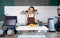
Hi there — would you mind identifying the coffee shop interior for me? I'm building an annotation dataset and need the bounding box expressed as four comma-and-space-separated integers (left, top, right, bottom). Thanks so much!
0, 0, 60, 38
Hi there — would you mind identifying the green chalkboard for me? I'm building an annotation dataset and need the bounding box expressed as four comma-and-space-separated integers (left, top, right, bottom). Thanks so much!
49, 0, 58, 6
59, 0, 60, 5
0, 0, 14, 19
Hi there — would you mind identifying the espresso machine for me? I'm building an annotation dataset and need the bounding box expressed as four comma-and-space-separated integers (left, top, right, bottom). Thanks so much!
55, 9, 60, 32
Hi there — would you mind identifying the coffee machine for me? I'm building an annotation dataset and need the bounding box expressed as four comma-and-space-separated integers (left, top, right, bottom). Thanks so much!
55, 9, 60, 32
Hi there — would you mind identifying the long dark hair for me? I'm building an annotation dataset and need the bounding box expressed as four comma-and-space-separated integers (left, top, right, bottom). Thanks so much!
29, 6, 35, 12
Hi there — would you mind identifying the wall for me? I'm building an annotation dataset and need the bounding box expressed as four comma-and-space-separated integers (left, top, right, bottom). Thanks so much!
4, 6, 58, 24
0, 0, 59, 19
59, 6, 60, 8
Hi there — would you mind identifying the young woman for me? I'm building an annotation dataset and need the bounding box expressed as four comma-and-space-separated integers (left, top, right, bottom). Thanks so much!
25, 6, 38, 25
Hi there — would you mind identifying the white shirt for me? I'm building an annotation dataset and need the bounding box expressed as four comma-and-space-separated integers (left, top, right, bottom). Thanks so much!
28, 13, 35, 17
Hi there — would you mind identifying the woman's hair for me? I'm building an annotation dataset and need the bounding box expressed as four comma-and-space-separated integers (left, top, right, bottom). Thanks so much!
29, 6, 35, 12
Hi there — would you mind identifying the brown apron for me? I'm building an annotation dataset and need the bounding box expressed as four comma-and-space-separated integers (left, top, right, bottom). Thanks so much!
27, 14, 35, 25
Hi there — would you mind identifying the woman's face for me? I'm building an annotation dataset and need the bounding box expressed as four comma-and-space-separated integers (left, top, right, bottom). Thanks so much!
29, 8, 34, 13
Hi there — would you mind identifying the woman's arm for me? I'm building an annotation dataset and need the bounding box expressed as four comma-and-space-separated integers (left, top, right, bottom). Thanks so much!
35, 13, 38, 23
